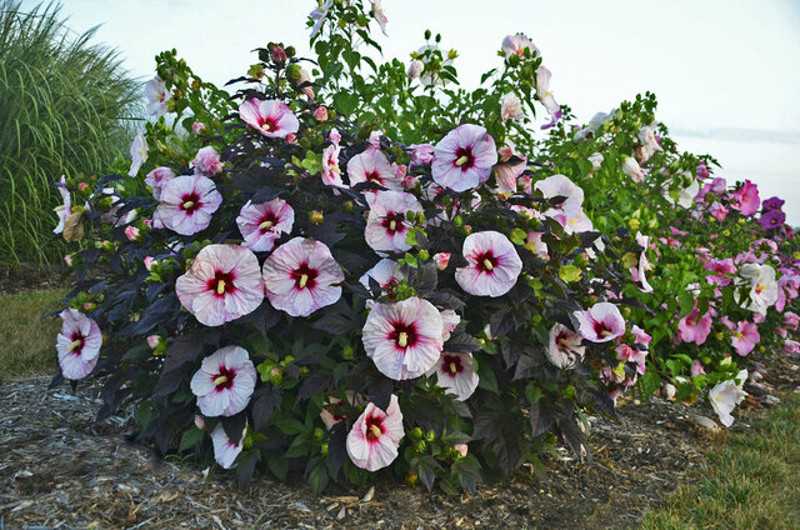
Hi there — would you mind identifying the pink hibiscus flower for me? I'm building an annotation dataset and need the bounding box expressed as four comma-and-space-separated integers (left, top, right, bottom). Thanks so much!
455, 231, 522, 298
322, 132, 345, 188
238, 98, 300, 139
546, 323, 585, 369
501, 34, 539, 59
534, 174, 584, 218
573, 302, 626, 343
210, 423, 245, 469
677, 303, 713, 345
432, 124, 498, 192
731, 320, 760, 357
691, 360, 706, 377
705, 258, 736, 286
431, 352, 479, 401
262, 237, 344, 317
154, 175, 222, 236
191, 146, 224, 176
616, 343, 647, 375
784, 312, 800, 331
53, 175, 71, 234
362, 297, 444, 380
709, 201, 729, 222
236, 198, 294, 252
190, 346, 257, 417
176, 244, 264, 327
56, 308, 102, 380
359, 259, 404, 299
346, 394, 404, 471
364, 191, 423, 255
493, 157, 527, 195
347, 149, 401, 190
144, 167, 176, 200
730, 179, 760, 216
631, 231, 653, 292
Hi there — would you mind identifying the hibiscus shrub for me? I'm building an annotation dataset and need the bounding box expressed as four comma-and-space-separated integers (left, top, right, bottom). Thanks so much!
51, 0, 799, 494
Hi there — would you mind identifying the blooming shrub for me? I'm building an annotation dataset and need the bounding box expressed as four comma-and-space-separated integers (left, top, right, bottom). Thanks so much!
49, 0, 798, 494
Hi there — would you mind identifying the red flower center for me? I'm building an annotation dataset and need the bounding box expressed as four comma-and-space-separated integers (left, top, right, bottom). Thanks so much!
180, 192, 202, 214
365, 414, 385, 442
381, 212, 406, 235
382, 277, 399, 300
258, 211, 279, 234
441, 354, 463, 378
453, 147, 475, 171
474, 251, 499, 273
365, 170, 383, 184
593, 320, 614, 338
556, 332, 571, 350
291, 262, 319, 290
207, 270, 237, 298
389, 322, 418, 350
213, 365, 237, 391
68, 331, 85, 356
261, 117, 279, 132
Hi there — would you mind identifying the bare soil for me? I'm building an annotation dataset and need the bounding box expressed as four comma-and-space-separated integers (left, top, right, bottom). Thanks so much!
1, 356, 796, 529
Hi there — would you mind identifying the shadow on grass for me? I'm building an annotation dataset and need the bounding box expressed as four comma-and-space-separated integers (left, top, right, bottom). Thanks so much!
641, 393, 800, 529
0, 289, 65, 383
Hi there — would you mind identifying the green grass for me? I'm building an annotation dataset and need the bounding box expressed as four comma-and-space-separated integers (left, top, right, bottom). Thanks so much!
0, 0, 141, 269
640, 394, 800, 529
0, 288, 65, 383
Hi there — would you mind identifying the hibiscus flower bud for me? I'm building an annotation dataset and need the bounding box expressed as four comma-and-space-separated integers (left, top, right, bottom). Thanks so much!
314, 105, 329, 122
407, 60, 423, 79
124, 225, 141, 241
433, 252, 450, 270
194, 415, 206, 430
497, 146, 513, 163
64, 254, 73, 267
271, 45, 287, 65
146, 334, 163, 349
192, 121, 207, 135
309, 210, 324, 224
454, 444, 469, 458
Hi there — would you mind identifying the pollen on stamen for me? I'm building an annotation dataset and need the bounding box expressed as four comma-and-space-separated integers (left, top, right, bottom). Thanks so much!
183, 200, 195, 210
216, 280, 226, 295
397, 331, 408, 348
298, 274, 309, 289
455, 155, 469, 167
483, 259, 494, 271
259, 220, 274, 230
213, 375, 228, 386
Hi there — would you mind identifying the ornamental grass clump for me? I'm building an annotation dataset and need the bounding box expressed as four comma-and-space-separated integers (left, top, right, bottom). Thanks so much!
0, 0, 139, 268
48, 0, 799, 494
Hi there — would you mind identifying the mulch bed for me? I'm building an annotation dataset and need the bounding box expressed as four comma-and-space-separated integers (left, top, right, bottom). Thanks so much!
1, 355, 797, 529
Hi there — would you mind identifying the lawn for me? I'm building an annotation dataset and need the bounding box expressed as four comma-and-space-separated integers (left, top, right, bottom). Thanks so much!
0, 288, 64, 383
641, 393, 800, 529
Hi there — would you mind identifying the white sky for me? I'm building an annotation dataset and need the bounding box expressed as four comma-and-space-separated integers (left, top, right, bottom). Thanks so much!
28, 0, 800, 221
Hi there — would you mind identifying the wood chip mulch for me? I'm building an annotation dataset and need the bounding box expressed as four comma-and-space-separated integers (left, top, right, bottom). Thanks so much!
1, 355, 797, 529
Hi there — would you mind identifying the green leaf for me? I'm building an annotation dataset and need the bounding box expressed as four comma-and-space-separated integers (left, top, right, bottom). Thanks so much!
679, 290, 695, 319
476, 359, 499, 394
333, 92, 359, 116
509, 228, 527, 246
640, 370, 661, 400
558, 264, 583, 283
179, 426, 205, 452
268, 453, 289, 481
525, 382, 541, 405
307, 458, 329, 495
